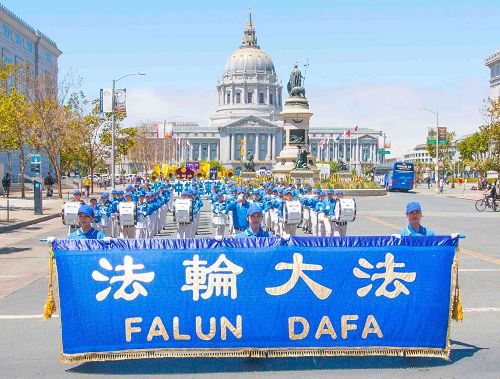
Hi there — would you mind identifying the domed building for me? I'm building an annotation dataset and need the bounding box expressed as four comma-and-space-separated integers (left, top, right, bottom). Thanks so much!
170, 13, 385, 172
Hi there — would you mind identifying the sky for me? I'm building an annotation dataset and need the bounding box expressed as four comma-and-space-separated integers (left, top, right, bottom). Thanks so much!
3, 0, 499, 156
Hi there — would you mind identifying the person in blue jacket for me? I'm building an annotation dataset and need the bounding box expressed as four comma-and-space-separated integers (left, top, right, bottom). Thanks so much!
235, 204, 272, 238
68, 205, 107, 239
399, 202, 436, 236
226, 189, 252, 234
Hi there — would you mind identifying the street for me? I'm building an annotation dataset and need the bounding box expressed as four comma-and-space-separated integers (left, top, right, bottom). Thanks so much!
0, 191, 499, 378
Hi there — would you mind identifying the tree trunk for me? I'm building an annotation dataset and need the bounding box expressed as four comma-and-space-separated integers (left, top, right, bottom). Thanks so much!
19, 146, 26, 198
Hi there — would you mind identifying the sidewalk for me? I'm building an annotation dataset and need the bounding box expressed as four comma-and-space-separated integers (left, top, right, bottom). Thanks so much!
412, 182, 484, 201
0, 186, 125, 232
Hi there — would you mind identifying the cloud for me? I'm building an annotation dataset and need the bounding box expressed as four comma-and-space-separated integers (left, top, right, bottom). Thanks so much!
123, 80, 488, 157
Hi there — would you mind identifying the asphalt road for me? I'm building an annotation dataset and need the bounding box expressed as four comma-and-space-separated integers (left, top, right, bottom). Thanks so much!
0, 192, 499, 378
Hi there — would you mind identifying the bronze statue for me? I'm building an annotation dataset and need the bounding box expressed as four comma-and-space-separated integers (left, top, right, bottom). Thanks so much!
294, 146, 309, 170
244, 152, 256, 172
287, 64, 306, 97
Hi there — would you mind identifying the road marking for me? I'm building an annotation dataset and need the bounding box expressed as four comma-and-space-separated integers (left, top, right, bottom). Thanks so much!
0, 275, 17, 278
363, 215, 500, 265
0, 314, 59, 319
463, 308, 500, 312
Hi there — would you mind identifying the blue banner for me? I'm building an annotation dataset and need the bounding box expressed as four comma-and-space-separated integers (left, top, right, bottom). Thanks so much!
51, 236, 457, 362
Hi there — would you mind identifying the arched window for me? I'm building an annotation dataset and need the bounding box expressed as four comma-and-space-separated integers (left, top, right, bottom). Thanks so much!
226, 93, 231, 104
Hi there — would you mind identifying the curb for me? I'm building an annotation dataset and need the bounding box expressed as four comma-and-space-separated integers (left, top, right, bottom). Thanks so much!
0, 213, 60, 233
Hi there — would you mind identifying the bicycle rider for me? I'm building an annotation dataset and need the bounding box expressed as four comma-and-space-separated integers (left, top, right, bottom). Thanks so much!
484, 183, 497, 210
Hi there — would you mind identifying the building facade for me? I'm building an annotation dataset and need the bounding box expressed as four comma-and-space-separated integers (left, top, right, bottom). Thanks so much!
169, 14, 384, 171
402, 144, 433, 164
486, 50, 500, 99
0, 3, 62, 183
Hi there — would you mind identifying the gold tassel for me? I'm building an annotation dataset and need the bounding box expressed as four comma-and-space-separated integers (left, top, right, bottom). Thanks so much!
451, 247, 464, 321
43, 246, 57, 319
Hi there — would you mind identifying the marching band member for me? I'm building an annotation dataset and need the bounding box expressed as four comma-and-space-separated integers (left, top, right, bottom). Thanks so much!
333, 190, 348, 236
278, 189, 298, 237
94, 192, 113, 236
175, 190, 194, 239
62, 189, 86, 235
118, 192, 137, 238
235, 204, 273, 238
301, 186, 314, 234
322, 189, 336, 236
309, 189, 321, 236
315, 191, 327, 236
262, 186, 274, 231
135, 193, 149, 239
226, 188, 251, 235
67, 204, 107, 240
211, 191, 228, 238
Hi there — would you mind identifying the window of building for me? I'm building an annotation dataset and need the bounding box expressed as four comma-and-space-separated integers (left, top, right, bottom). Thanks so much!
235, 92, 241, 103
226, 93, 231, 104
259, 92, 264, 104
270, 93, 273, 105
247, 92, 253, 103
27, 40, 33, 53
3, 24, 11, 39
15, 33, 22, 45
45, 51, 52, 62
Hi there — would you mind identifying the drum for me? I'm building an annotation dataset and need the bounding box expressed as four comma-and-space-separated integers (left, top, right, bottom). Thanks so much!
283, 200, 302, 225
212, 213, 228, 226
119, 202, 137, 226
63, 202, 80, 226
174, 198, 192, 223
334, 198, 357, 222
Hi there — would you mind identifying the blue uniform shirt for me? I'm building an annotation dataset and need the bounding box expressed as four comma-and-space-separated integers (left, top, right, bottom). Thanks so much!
399, 224, 436, 236
68, 227, 107, 239
235, 227, 272, 238
226, 200, 251, 230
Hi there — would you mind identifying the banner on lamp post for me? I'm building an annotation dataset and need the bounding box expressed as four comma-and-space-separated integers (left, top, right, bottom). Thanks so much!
100, 89, 113, 113
114, 89, 126, 113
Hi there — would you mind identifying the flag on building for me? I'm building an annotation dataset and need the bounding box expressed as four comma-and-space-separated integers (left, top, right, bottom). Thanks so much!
345, 129, 351, 136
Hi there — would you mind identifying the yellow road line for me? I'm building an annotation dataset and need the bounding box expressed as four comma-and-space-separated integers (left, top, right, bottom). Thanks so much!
363, 215, 500, 266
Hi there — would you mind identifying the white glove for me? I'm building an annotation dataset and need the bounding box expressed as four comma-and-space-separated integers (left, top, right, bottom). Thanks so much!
103, 237, 112, 243
451, 233, 460, 239
214, 235, 223, 241
46, 236, 55, 245
282, 233, 291, 241
391, 233, 402, 238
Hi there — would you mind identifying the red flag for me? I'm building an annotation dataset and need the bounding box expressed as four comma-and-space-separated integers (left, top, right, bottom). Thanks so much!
344, 129, 351, 136
354, 125, 359, 132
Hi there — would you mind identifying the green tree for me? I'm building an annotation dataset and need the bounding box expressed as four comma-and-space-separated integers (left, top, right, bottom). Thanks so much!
0, 63, 38, 197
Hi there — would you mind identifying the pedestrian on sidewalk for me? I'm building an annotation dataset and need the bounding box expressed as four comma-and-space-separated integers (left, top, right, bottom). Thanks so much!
426, 176, 431, 189
2, 172, 11, 197
439, 178, 444, 193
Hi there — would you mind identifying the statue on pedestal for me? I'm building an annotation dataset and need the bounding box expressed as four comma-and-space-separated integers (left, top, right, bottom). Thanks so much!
244, 152, 256, 172
294, 146, 309, 170
287, 64, 306, 98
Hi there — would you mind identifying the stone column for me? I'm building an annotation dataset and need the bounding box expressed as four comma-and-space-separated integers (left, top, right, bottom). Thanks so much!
270, 134, 274, 160
228, 134, 232, 161
198, 144, 202, 161
343, 141, 347, 161
207, 143, 211, 161
254, 134, 259, 159
266, 134, 271, 160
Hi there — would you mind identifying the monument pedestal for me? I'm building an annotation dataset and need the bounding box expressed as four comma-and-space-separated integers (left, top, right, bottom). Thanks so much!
272, 96, 319, 183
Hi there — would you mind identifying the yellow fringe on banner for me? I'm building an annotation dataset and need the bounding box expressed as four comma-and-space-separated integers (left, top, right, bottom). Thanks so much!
451, 247, 464, 321
43, 246, 56, 319
60, 346, 449, 364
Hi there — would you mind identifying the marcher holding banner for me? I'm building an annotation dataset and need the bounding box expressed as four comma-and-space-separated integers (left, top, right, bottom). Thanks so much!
67, 205, 107, 239
235, 204, 272, 237
398, 202, 436, 237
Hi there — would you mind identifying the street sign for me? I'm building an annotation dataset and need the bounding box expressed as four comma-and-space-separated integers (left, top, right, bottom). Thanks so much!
377, 149, 390, 155
30, 154, 41, 163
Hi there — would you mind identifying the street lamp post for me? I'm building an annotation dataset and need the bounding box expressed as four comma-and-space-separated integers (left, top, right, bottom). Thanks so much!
162, 116, 182, 164
111, 72, 145, 189
421, 108, 440, 194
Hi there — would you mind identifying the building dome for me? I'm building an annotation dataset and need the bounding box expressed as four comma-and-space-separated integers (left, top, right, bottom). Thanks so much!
224, 47, 276, 75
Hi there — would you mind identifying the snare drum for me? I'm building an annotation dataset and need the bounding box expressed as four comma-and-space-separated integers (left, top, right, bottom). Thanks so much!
212, 213, 228, 226
63, 202, 80, 226
334, 198, 357, 222
174, 198, 192, 223
118, 202, 137, 226
283, 200, 302, 225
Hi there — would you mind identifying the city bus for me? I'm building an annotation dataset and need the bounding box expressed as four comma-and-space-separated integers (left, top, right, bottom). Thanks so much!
374, 162, 415, 192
